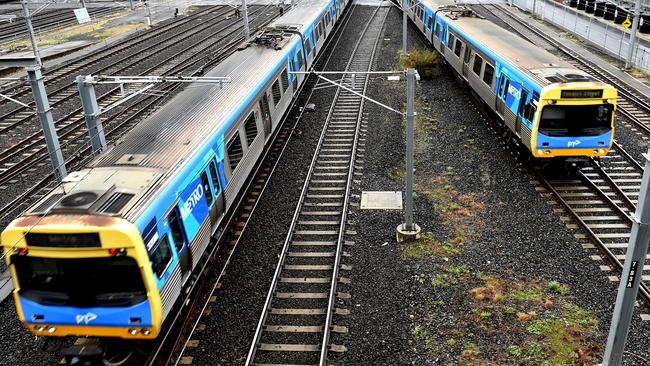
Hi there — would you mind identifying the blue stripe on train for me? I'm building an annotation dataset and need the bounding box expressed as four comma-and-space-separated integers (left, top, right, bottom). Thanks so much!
536, 130, 613, 149
18, 295, 152, 327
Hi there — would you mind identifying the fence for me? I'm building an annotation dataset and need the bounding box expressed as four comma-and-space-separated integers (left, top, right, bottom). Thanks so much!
513, 0, 650, 72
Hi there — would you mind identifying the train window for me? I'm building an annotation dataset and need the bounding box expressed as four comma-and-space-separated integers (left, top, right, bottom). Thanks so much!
454, 39, 462, 57
472, 55, 483, 75
305, 38, 312, 56
168, 209, 186, 253
151, 235, 173, 278
518, 90, 528, 116
427, 16, 433, 30
281, 69, 289, 92
201, 171, 214, 207
297, 50, 304, 69
315, 25, 320, 41
464, 47, 472, 64
226, 132, 243, 171
244, 112, 258, 145
209, 161, 220, 193
482, 63, 494, 86
447, 34, 455, 50
272, 79, 282, 105
524, 102, 536, 121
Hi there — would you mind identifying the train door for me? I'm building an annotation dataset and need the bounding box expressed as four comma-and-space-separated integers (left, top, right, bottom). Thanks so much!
516, 88, 528, 135
260, 94, 271, 135
496, 74, 509, 118
208, 159, 224, 221
462, 46, 471, 79
168, 208, 191, 281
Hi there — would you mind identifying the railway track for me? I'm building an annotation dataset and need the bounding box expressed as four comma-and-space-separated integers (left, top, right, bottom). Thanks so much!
0, 7, 120, 42
468, 3, 650, 304
0, 5, 280, 204
534, 144, 650, 302
476, 4, 650, 138
0, 5, 232, 138
145, 5, 362, 365
244, 6, 387, 366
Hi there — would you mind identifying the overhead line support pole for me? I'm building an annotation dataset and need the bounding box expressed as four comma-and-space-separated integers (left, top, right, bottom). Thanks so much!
21, 0, 41, 67
242, 0, 250, 40
402, 0, 408, 53
77, 75, 107, 155
28, 66, 66, 179
602, 148, 650, 365
396, 68, 421, 241
624, 0, 641, 69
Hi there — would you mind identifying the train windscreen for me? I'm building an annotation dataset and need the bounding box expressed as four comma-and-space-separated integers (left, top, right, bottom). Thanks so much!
538, 104, 613, 137
13, 256, 146, 308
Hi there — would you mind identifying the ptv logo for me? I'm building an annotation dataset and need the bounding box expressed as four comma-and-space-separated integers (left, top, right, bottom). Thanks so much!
75, 312, 97, 324
568, 139, 581, 148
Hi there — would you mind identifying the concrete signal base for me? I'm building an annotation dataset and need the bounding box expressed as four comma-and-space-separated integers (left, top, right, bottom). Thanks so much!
396, 223, 421, 242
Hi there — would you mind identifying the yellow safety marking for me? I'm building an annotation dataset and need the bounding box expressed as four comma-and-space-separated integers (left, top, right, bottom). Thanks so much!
622, 18, 632, 29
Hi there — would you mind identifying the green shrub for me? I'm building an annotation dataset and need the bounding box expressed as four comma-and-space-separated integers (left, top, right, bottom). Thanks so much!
399, 48, 439, 79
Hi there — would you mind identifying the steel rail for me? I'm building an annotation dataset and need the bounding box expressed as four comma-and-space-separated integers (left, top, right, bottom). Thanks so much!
153, 5, 359, 364
0, 6, 229, 111
245, 5, 385, 365
0, 5, 275, 188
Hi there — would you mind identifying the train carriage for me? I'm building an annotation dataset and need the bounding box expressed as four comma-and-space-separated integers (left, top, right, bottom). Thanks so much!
1, 0, 350, 340
405, 0, 617, 159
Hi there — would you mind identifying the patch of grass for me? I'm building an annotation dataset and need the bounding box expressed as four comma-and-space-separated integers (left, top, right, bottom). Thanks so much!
401, 232, 462, 262
462, 342, 481, 357
399, 47, 439, 79
479, 311, 492, 319
508, 345, 522, 358
447, 338, 457, 347
412, 324, 433, 349
527, 319, 557, 336
431, 273, 454, 288
562, 303, 598, 332
547, 280, 570, 296
509, 288, 543, 303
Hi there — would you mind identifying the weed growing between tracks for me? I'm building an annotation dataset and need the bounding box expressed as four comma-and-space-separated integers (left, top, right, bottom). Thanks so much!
391, 50, 603, 365
1, 11, 136, 50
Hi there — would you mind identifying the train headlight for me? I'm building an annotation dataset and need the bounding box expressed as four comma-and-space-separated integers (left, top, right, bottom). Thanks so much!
14, 247, 28, 256
599, 149, 605, 154
128, 328, 138, 336
34, 325, 45, 332
593, 149, 599, 154
537, 149, 543, 155
547, 100, 556, 105
108, 248, 127, 256
544, 150, 551, 155
140, 328, 151, 336
47, 327, 56, 334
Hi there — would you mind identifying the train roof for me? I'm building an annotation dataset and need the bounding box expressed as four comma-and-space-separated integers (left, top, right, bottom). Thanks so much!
22, 0, 332, 221
434, 4, 596, 85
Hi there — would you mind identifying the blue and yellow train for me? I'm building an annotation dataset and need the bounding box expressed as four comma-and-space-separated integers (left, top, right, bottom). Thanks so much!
1, 0, 349, 340
405, 0, 617, 159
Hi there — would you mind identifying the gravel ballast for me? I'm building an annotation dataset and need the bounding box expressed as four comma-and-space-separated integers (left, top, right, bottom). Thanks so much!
329, 5, 650, 365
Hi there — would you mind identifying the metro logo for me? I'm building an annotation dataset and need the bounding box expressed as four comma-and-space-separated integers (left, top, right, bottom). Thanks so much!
508, 84, 521, 100
180, 183, 204, 220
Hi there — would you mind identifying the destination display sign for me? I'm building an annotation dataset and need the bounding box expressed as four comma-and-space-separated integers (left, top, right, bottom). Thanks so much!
25, 233, 101, 248
560, 90, 603, 99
